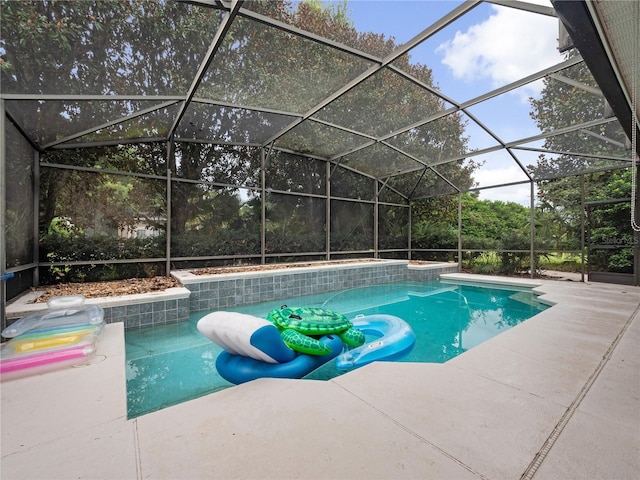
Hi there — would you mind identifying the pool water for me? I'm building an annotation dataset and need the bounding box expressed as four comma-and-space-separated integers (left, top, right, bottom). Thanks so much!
125, 280, 548, 418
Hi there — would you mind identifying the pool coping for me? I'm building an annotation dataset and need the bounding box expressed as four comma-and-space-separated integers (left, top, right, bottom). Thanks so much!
5, 286, 192, 319
171, 259, 412, 284
5, 261, 460, 328
2, 274, 638, 479
440, 272, 542, 287
174, 260, 459, 314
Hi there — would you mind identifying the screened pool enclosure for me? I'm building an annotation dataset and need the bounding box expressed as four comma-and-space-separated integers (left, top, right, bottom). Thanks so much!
2, 0, 639, 318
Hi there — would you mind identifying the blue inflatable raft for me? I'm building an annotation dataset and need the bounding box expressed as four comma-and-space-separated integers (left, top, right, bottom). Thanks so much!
197, 311, 415, 384
334, 314, 416, 370
197, 312, 343, 384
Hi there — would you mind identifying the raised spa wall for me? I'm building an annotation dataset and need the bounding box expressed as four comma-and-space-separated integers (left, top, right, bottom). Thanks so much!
173, 260, 457, 316
5, 261, 458, 331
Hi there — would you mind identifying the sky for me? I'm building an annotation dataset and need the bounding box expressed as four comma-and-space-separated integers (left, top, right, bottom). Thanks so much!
339, 0, 562, 204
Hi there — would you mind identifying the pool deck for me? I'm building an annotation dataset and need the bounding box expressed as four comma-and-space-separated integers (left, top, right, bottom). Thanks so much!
2, 274, 639, 479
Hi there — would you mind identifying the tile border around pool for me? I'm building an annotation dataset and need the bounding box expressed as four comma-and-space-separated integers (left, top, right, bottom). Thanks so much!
5, 287, 193, 330
5, 261, 459, 330
173, 260, 459, 313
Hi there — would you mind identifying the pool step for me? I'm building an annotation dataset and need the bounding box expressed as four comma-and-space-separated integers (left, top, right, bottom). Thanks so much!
508, 291, 544, 308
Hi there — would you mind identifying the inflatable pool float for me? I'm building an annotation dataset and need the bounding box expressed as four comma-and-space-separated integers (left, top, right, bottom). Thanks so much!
3, 323, 103, 355
335, 314, 416, 370
1, 295, 105, 381
2, 294, 104, 338
0, 340, 100, 382
197, 311, 345, 384
266, 306, 365, 355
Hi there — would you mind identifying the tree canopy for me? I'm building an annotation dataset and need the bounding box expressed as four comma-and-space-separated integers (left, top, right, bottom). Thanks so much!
2, 0, 476, 282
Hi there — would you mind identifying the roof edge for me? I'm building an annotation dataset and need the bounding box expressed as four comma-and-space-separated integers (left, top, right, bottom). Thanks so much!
551, 0, 638, 157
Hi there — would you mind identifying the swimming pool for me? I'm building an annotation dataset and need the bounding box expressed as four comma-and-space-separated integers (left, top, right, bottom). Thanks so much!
125, 280, 549, 418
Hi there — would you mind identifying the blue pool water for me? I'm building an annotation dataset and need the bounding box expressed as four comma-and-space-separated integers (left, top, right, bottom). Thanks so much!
125, 280, 548, 418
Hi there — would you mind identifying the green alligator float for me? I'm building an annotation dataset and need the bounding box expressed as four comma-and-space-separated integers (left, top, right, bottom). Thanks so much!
267, 306, 365, 356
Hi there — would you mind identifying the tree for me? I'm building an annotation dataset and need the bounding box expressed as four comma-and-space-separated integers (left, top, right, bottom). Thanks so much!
2, 0, 477, 279
528, 52, 633, 272
585, 169, 634, 273
528, 53, 629, 208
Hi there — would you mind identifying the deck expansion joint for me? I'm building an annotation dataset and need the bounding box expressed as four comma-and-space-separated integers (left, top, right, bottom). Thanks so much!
519, 301, 640, 480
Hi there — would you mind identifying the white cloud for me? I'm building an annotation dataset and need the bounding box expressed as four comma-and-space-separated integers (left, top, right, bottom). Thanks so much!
478, 184, 532, 205
474, 165, 532, 205
436, 2, 560, 97
474, 163, 527, 188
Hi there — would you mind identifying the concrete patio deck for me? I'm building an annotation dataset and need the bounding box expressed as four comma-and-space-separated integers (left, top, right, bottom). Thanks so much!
2, 275, 639, 479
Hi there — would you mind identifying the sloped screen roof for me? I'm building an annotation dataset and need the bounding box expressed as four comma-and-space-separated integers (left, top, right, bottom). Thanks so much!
1, 0, 633, 200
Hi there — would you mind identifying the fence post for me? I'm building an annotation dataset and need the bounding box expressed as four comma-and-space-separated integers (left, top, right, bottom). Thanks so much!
166, 168, 171, 276
458, 192, 462, 272
530, 181, 535, 278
